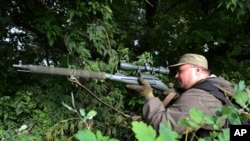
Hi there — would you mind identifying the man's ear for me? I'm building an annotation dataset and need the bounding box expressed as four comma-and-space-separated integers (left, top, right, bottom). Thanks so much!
196, 66, 203, 72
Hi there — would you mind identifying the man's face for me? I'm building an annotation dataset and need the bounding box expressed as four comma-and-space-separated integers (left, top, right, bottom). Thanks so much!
175, 64, 198, 89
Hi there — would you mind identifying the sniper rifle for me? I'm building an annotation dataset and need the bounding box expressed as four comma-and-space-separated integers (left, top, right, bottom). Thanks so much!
13, 61, 170, 91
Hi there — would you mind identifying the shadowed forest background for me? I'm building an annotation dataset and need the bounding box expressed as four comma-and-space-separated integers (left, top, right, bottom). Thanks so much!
0, 0, 250, 140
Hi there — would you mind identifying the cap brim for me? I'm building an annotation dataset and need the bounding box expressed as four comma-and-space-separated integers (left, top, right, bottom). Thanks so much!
168, 63, 186, 68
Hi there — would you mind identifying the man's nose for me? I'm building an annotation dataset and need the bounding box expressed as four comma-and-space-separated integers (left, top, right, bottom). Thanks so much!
174, 73, 178, 78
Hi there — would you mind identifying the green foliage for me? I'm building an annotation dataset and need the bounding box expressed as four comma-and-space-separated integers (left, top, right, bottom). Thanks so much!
62, 94, 98, 130
0, 90, 36, 124
132, 121, 157, 141
1, 0, 250, 140
135, 52, 153, 65
61, 97, 119, 141
233, 81, 250, 110
158, 123, 179, 141
216, 80, 250, 125
179, 108, 205, 131
75, 129, 119, 141
132, 121, 178, 141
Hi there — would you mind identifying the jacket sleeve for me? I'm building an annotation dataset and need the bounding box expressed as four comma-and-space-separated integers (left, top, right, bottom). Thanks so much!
142, 88, 225, 134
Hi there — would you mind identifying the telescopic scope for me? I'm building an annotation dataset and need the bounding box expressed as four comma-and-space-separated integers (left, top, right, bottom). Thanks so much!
118, 62, 169, 75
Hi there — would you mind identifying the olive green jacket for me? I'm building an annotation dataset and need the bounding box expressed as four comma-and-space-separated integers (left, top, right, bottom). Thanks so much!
142, 76, 231, 134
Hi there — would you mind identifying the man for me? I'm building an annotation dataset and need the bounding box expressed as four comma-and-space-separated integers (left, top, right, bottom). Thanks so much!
126, 53, 232, 137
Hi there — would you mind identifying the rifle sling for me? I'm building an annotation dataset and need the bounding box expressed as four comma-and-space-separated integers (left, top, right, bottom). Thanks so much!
163, 92, 178, 107
192, 79, 229, 104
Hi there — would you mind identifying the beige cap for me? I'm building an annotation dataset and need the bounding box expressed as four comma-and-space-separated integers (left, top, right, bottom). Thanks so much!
168, 53, 208, 69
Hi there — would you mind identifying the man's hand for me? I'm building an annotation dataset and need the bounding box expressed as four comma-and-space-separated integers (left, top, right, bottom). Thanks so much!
163, 82, 176, 95
126, 77, 154, 100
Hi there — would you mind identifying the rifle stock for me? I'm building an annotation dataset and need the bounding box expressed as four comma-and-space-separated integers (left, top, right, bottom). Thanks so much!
13, 64, 169, 91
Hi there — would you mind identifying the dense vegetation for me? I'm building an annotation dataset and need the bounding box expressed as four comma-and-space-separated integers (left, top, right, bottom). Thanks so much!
0, 0, 249, 140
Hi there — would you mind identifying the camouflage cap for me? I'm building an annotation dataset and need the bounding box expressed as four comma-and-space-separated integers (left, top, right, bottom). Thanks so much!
168, 53, 208, 69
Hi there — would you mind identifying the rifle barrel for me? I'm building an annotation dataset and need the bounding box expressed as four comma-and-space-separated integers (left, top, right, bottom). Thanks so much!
13, 64, 106, 79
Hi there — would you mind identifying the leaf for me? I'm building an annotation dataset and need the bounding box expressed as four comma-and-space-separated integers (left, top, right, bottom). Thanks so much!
68, 9, 75, 20
217, 128, 230, 141
86, 110, 97, 120
108, 139, 120, 141
158, 123, 178, 141
238, 80, 246, 91
74, 129, 97, 141
233, 80, 245, 94
102, 5, 112, 13
95, 130, 119, 141
203, 116, 215, 125
155, 135, 166, 141
221, 106, 242, 124
95, 130, 108, 141
18, 124, 28, 132
79, 108, 86, 117
234, 91, 248, 108
132, 121, 156, 141
228, 113, 241, 124
190, 108, 203, 124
